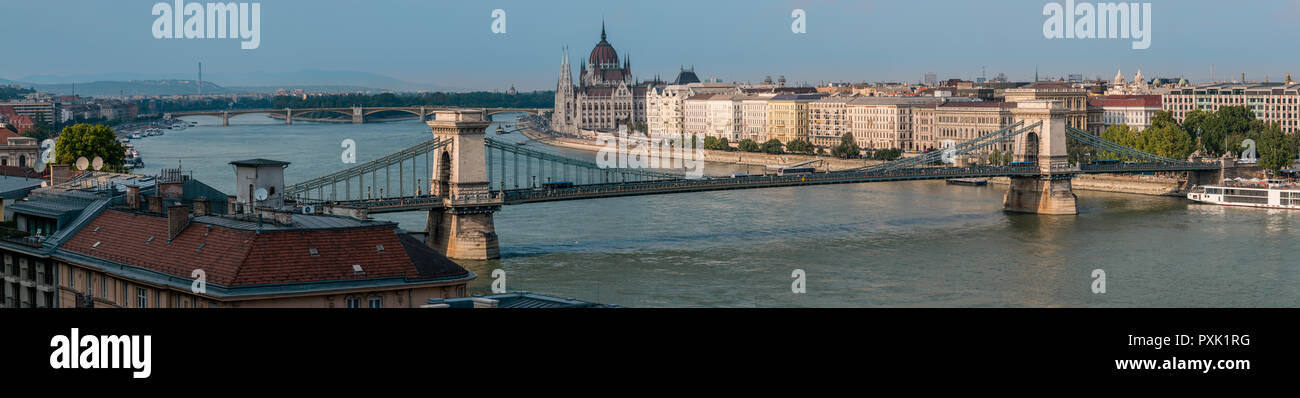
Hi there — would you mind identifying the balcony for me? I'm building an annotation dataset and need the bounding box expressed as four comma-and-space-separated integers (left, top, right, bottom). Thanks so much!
0, 226, 44, 248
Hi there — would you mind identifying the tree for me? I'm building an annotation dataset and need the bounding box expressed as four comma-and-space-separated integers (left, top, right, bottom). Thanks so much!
1182, 108, 1212, 152
761, 138, 785, 154
871, 148, 902, 161
701, 136, 733, 151
1141, 123, 1195, 159
738, 139, 761, 152
831, 132, 861, 159
1258, 124, 1296, 172
988, 149, 1003, 165
785, 138, 814, 154
1100, 125, 1138, 160
55, 123, 125, 172
1199, 106, 1255, 155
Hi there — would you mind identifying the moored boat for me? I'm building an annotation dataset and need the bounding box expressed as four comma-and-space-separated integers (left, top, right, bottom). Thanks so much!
1187, 182, 1300, 210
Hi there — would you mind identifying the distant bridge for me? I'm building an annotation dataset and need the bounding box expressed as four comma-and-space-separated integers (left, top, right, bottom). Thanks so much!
273, 103, 1222, 260
164, 106, 547, 126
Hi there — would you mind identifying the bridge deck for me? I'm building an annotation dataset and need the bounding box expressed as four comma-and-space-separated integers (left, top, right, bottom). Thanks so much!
313, 161, 1218, 212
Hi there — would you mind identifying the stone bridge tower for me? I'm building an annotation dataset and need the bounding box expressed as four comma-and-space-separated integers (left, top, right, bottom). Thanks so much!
1005, 100, 1079, 215
426, 110, 502, 260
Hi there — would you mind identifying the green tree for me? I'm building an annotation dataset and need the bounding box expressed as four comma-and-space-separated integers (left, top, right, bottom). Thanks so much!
55, 123, 125, 172
831, 132, 861, 159
738, 139, 760, 152
1201, 106, 1255, 155
988, 149, 1003, 165
785, 138, 814, 154
1258, 124, 1296, 172
761, 138, 785, 154
701, 136, 733, 151
871, 148, 902, 161
1182, 108, 1212, 152
1100, 125, 1139, 160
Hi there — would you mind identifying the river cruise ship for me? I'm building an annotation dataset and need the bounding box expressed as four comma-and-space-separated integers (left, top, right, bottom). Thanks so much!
1187, 182, 1300, 210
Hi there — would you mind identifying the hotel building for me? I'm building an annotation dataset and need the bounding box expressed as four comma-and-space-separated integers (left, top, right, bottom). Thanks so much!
1162, 82, 1300, 133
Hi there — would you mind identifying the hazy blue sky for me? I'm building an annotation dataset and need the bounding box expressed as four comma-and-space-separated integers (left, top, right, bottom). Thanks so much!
3, 0, 1300, 90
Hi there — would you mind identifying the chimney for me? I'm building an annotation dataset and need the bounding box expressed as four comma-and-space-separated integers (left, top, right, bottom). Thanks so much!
227, 195, 239, 214
192, 198, 210, 217
147, 195, 163, 213
167, 204, 190, 241
126, 185, 140, 209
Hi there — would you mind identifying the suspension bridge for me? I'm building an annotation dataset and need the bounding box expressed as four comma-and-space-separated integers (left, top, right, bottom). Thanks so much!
272, 101, 1221, 260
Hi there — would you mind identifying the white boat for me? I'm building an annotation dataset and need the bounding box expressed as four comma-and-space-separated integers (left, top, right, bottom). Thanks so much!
1187, 182, 1300, 210
130, 133, 143, 139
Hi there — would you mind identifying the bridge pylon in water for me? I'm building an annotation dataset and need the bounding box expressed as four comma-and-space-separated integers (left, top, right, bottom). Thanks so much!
1005, 100, 1079, 215
425, 110, 502, 260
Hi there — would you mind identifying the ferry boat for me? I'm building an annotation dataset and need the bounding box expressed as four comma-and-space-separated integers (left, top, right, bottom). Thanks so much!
1187, 182, 1300, 210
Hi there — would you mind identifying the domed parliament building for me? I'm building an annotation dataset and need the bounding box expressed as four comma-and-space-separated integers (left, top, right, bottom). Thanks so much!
553, 23, 654, 134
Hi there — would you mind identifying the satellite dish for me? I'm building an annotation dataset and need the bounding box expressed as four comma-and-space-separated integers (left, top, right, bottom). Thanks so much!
92, 156, 104, 171
75, 157, 89, 171
300, 205, 315, 215
254, 188, 269, 201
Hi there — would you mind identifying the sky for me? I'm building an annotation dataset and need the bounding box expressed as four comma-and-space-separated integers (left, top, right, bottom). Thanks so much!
3, 0, 1300, 91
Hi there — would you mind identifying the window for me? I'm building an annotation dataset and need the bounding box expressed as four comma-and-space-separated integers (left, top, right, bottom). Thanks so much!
101, 276, 107, 298
88, 273, 95, 297
345, 297, 360, 308
136, 288, 147, 308
368, 296, 382, 308
155, 291, 161, 308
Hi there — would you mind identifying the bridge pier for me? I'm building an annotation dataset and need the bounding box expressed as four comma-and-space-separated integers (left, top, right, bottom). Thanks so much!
286, 109, 293, 125
425, 109, 501, 260
352, 106, 364, 124
1004, 176, 1078, 215
426, 206, 500, 260
1004, 100, 1078, 215
222, 111, 230, 127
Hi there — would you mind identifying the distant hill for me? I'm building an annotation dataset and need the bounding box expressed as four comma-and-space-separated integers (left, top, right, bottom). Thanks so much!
2, 69, 463, 96
0, 79, 231, 97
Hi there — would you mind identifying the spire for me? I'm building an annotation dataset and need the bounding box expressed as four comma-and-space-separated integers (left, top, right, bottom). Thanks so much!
601, 19, 606, 41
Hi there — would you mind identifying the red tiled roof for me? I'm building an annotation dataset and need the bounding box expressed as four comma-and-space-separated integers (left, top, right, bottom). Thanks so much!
61, 210, 467, 287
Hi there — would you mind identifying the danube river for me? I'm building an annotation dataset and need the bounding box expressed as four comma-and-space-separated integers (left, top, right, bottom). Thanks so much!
131, 114, 1300, 307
